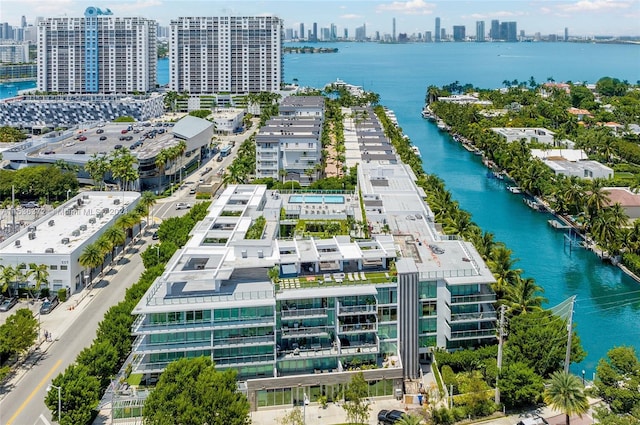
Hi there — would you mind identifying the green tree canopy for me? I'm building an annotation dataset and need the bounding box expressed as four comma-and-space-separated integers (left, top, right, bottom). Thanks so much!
342, 371, 370, 424
505, 309, 586, 378
45, 363, 101, 425
543, 371, 589, 425
0, 126, 28, 143
0, 308, 38, 358
498, 361, 545, 409
143, 356, 250, 425
593, 346, 640, 415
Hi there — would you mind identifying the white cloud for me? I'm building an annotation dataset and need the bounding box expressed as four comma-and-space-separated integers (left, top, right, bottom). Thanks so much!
340, 13, 363, 19
376, 0, 436, 15
556, 0, 633, 12
464, 10, 527, 20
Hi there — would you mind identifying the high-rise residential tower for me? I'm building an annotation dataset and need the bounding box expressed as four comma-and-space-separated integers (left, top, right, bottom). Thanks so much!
435, 17, 441, 42
299, 22, 304, 40
392, 18, 396, 42
490, 19, 500, 40
476, 21, 485, 42
169, 16, 283, 94
37, 7, 157, 94
453, 26, 465, 41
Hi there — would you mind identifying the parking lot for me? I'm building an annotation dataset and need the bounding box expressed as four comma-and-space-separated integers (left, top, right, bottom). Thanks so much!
29, 122, 176, 158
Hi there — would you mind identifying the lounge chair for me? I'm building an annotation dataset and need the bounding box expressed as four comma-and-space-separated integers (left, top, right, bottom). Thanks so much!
360, 272, 366, 280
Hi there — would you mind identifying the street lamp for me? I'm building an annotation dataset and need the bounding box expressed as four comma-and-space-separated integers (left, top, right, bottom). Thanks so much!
582, 369, 586, 386
66, 189, 71, 201
47, 383, 62, 423
155, 244, 160, 258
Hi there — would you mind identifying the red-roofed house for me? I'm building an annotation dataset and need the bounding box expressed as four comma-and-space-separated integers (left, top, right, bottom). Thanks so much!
567, 107, 593, 121
605, 187, 640, 219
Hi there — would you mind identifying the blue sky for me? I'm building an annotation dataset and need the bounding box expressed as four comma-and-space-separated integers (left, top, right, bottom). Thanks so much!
2, 0, 639, 36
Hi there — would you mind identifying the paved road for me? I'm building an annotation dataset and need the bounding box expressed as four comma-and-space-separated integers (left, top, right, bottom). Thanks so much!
0, 122, 251, 425
0, 234, 150, 425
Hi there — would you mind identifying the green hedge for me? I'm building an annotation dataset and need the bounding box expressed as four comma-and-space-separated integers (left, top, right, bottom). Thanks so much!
622, 252, 640, 276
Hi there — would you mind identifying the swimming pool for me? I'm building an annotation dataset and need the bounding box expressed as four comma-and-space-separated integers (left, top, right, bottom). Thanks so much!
289, 195, 345, 204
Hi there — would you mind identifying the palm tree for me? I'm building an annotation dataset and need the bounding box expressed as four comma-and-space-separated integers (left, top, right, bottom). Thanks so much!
397, 413, 423, 425
505, 276, 547, 315
487, 246, 522, 298
584, 178, 610, 221
155, 149, 168, 192
139, 191, 157, 228
473, 231, 499, 261
0, 264, 17, 294
79, 244, 103, 287
543, 371, 589, 425
84, 154, 110, 190
176, 140, 187, 183
28, 263, 49, 298
94, 236, 113, 272
102, 226, 126, 263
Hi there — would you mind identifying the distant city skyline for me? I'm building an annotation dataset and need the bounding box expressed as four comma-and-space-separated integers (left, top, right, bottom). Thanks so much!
1, 0, 639, 37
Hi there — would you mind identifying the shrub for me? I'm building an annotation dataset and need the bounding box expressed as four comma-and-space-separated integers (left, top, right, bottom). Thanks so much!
57, 288, 68, 302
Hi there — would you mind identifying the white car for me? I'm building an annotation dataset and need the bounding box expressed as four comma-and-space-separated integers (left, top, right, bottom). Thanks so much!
176, 202, 191, 210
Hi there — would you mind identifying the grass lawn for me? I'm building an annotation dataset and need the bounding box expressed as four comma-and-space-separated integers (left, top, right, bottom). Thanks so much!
126, 373, 143, 386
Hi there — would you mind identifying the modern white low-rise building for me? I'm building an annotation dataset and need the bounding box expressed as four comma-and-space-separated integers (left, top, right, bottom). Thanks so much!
492, 127, 556, 145
0, 191, 140, 294
531, 149, 613, 179
130, 104, 497, 412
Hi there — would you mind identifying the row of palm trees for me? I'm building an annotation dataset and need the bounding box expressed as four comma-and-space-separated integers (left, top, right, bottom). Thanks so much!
0, 262, 49, 298
84, 148, 140, 191
78, 192, 156, 283
154, 140, 188, 191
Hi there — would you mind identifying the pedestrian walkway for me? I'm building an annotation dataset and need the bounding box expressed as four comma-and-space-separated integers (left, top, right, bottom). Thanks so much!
0, 228, 154, 400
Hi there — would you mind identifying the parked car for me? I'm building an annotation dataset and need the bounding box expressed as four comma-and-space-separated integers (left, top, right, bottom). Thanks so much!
96, 128, 104, 134
99, 135, 107, 141
114, 144, 123, 149
175, 202, 191, 210
0, 297, 18, 312
75, 150, 86, 154
217, 155, 224, 162
152, 232, 159, 240
21, 201, 39, 208
377, 409, 405, 425
78, 136, 87, 141
40, 295, 60, 315
189, 187, 196, 195
121, 129, 128, 134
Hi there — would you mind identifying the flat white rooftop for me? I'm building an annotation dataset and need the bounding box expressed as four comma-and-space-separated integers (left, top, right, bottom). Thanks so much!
0, 191, 140, 255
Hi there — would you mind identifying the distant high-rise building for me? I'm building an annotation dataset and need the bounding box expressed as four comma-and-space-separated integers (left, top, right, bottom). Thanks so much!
285, 28, 294, 40
490, 19, 500, 40
21, 15, 27, 28
392, 18, 396, 42
453, 26, 465, 41
355, 23, 366, 41
330, 23, 337, 40
344, 28, 348, 39
312, 22, 318, 41
441, 28, 446, 41
425, 31, 432, 42
476, 21, 485, 42
0, 23, 12, 40
321, 27, 330, 41
170, 16, 283, 94
435, 17, 441, 42
37, 7, 157, 94
299, 23, 305, 40
564, 27, 568, 41
499, 21, 517, 42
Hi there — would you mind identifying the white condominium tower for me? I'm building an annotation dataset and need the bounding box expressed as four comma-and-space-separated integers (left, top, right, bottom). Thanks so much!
37, 7, 157, 94
169, 16, 283, 94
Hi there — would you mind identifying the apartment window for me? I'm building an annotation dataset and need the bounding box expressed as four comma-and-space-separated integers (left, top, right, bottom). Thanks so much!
60, 265, 68, 270
50, 265, 58, 270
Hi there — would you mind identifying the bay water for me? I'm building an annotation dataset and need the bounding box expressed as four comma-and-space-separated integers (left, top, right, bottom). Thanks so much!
282, 41, 640, 375
1, 42, 638, 373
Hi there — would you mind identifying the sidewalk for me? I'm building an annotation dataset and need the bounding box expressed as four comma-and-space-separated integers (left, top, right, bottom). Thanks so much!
0, 229, 155, 398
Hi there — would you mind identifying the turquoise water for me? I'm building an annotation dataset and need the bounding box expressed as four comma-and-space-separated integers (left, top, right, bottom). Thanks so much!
2, 43, 639, 373
284, 41, 640, 375
289, 195, 345, 204
0, 80, 37, 98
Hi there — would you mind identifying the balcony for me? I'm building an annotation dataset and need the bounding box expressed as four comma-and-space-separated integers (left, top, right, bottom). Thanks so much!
281, 307, 328, 319
212, 335, 274, 348
449, 329, 497, 341
450, 293, 497, 305
338, 322, 378, 334
337, 303, 376, 316
281, 326, 330, 339
450, 311, 497, 323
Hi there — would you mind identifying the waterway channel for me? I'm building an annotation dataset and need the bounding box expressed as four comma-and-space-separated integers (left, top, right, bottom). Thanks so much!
284, 41, 640, 374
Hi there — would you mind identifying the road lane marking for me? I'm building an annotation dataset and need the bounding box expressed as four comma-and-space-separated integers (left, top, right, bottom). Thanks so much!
6, 358, 63, 425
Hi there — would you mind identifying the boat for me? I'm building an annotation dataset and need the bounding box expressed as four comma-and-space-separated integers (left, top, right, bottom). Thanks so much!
411, 146, 421, 157
507, 186, 522, 194
421, 105, 436, 120
523, 198, 544, 211
473, 148, 483, 156
436, 120, 449, 131
493, 171, 504, 180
